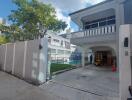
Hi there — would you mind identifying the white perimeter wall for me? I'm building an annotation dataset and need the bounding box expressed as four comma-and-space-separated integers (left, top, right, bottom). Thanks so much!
0, 38, 48, 84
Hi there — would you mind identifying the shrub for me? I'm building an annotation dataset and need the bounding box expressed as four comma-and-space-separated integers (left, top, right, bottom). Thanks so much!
0, 36, 8, 45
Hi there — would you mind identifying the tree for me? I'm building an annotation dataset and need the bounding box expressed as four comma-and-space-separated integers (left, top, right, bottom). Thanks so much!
0, 34, 9, 45
8, 0, 67, 41
0, 24, 22, 42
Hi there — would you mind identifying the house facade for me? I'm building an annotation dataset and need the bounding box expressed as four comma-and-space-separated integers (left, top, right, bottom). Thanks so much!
69, 0, 132, 68
47, 32, 82, 64
0, 18, 6, 35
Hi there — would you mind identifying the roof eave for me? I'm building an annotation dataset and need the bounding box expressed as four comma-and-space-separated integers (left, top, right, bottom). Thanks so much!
69, 0, 114, 16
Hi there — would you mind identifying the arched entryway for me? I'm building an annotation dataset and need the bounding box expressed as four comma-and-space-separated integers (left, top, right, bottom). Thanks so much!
84, 46, 116, 68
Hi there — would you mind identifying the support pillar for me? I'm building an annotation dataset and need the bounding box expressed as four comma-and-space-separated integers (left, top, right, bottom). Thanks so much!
119, 25, 132, 100
81, 48, 87, 68
82, 50, 85, 67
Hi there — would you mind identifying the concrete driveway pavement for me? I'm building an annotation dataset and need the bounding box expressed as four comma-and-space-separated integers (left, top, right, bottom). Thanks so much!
40, 66, 119, 100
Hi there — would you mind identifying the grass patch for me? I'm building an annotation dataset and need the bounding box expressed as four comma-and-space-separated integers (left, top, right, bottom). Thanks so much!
50, 63, 74, 74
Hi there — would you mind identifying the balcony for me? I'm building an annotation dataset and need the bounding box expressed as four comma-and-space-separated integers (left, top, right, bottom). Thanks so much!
70, 25, 116, 45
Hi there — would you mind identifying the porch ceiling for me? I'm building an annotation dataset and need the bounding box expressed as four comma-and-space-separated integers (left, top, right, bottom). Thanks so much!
81, 9, 115, 22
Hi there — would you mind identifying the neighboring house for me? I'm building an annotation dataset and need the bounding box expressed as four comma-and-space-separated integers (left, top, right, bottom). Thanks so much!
69, 0, 132, 67
0, 18, 3, 35
47, 32, 73, 64
60, 33, 82, 64
0, 18, 5, 24
0, 18, 5, 35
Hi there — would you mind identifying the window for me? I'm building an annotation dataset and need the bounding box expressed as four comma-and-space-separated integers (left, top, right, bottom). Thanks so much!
84, 16, 116, 29
53, 39, 59, 42
65, 51, 71, 54
99, 21, 106, 26
91, 23, 98, 28
58, 50, 64, 54
85, 25, 90, 29
65, 41, 70, 49
48, 48, 56, 54
107, 19, 115, 25
48, 38, 51, 43
61, 41, 63, 46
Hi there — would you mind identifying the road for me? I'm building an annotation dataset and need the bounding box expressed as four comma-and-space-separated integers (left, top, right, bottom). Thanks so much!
0, 71, 67, 100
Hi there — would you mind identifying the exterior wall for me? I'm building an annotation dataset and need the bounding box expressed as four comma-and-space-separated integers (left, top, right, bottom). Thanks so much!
0, 38, 48, 84
119, 25, 132, 100
124, 0, 132, 24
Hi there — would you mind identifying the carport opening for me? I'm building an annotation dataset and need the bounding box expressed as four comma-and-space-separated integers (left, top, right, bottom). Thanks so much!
86, 46, 116, 69
94, 51, 115, 67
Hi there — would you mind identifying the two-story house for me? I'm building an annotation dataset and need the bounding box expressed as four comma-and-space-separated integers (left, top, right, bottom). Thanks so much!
69, 0, 132, 68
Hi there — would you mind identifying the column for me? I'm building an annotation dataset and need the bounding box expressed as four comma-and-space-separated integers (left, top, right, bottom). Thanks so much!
92, 52, 95, 64
81, 48, 87, 67
119, 25, 132, 100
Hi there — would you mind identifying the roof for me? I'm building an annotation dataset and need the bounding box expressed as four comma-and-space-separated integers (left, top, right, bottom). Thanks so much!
69, 0, 114, 16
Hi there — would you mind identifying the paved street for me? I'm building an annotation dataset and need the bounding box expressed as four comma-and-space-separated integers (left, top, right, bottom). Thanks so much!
40, 66, 119, 100
0, 71, 67, 100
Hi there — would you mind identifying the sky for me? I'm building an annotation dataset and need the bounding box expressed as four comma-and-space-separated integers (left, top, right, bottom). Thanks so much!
0, 0, 105, 33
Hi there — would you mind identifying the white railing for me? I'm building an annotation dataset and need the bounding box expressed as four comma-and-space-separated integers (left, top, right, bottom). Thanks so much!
71, 25, 116, 38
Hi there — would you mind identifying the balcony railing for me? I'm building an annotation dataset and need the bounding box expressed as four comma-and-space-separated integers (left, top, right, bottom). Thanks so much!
71, 24, 116, 38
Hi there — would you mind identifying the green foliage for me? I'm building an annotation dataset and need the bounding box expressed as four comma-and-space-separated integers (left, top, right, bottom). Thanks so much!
50, 63, 73, 74
0, 24, 22, 42
8, 0, 67, 41
0, 36, 8, 45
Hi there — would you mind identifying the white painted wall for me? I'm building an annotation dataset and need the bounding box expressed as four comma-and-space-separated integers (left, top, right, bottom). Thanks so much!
0, 38, 48, 85
119, 24, 132, 100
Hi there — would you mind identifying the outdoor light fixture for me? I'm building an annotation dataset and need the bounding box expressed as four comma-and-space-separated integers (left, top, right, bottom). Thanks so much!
39, 44, 43, 50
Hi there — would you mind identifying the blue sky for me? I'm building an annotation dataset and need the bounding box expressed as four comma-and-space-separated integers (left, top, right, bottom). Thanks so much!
0, 0, 16, 19
0, 0, 104, 32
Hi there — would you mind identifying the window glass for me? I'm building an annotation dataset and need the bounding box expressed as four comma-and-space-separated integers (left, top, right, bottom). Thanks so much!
61, 41, 63, 46
50, 49, 56, 53
53, 39, 59, 42
84, 16, 115, 29
65, 51, 71, 54
58, 50, 64, 54
91, 23, 98, 28
99, 21, 106, 26
107, 19, 115, 25
65, 41, 70, 49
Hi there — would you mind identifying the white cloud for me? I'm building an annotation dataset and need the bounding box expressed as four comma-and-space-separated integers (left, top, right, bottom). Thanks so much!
39, 0, 105, 33
84, 0, 105, 5
55, 8, 74, 33
40, 0, 105, 12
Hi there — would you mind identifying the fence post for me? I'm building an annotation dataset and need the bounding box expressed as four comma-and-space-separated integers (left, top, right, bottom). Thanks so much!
4, 44, 7, 71
23, 41, 27, 78
12, 43, 16, 74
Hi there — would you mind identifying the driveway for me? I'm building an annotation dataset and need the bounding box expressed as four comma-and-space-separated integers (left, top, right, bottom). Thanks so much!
40, 65, 119, 100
